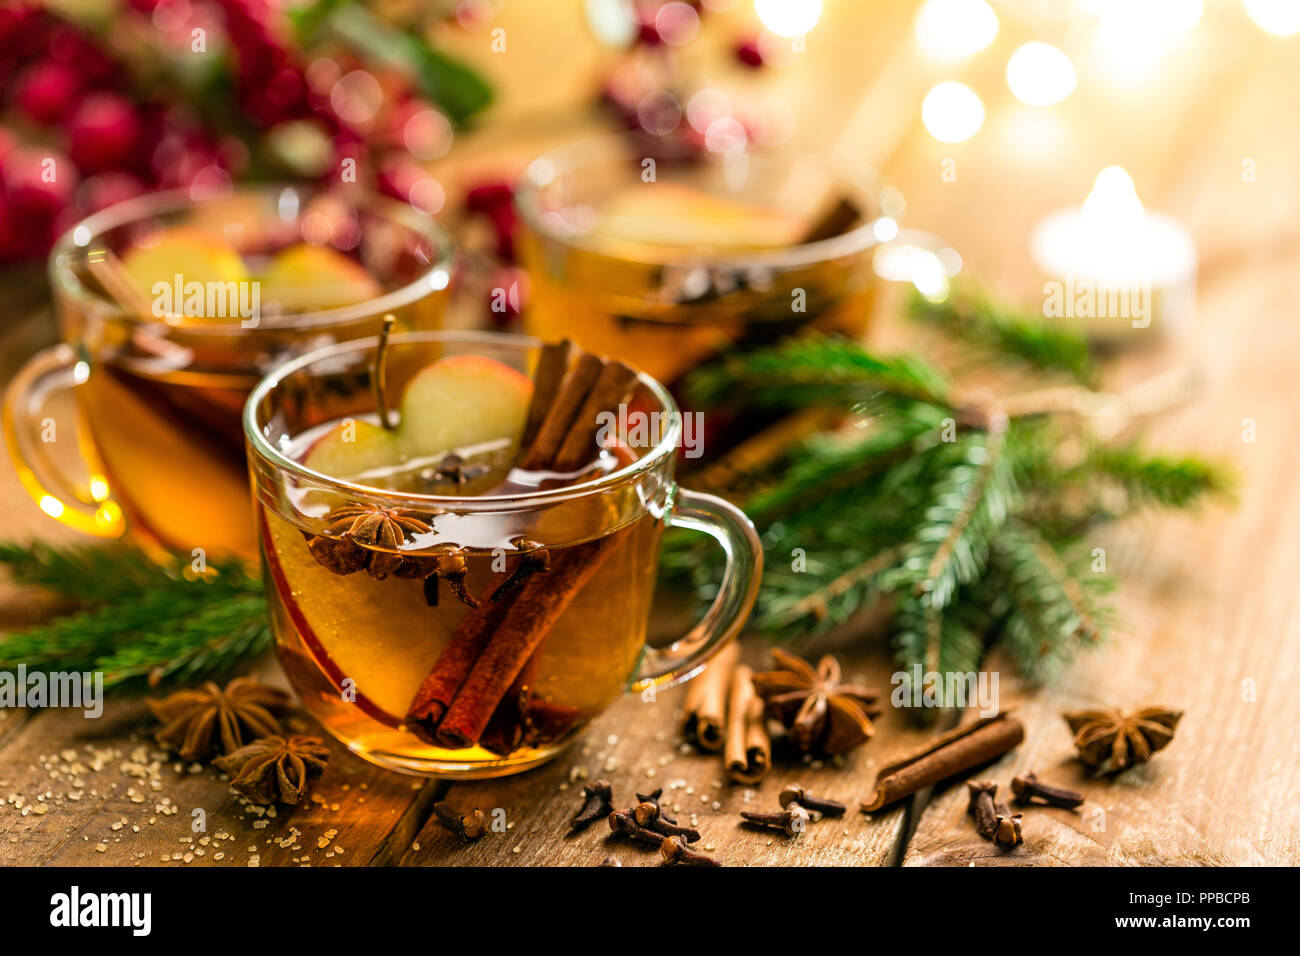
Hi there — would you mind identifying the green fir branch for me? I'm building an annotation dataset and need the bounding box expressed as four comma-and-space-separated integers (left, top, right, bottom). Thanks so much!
0, 544, 270, 695
675, 292, 1231, 693
687, 334, 950, 411
908, 286, 1096, 385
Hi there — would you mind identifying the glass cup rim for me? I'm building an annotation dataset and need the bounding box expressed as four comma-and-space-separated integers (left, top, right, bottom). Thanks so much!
513, 133, 896, 271
48, 183, 457, 335
243, 329, 683, 512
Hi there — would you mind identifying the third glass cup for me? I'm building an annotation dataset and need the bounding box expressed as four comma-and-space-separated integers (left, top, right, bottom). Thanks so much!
4, 185, 454, 562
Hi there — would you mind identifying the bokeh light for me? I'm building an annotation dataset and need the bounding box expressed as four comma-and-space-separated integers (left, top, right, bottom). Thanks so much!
1006, 42, 1077, 106
754, 0, 822, 37
403, 109, 453, 161
330, 70, 383, 126
922, 82, 984, 143
914, 0, 999, 60
655, 2, 701, 45
1244, 0, 1300, 35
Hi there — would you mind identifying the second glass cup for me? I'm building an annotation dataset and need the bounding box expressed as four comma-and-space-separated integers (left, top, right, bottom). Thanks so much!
244, 331, 762, 778
5, 185, 454, 562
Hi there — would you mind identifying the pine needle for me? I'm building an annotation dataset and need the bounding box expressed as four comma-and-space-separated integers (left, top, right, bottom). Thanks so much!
0, 542, 270, 694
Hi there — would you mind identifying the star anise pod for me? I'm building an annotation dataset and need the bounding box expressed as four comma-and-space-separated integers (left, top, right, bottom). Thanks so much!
305, 504, 436, 580
214, 734, 330, 805
1063, 707, 1183, 774
148, 677, 290, 762
751, 649, 880, 755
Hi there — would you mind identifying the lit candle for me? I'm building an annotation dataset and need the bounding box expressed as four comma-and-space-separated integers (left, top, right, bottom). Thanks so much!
1029, 167, 1197, 342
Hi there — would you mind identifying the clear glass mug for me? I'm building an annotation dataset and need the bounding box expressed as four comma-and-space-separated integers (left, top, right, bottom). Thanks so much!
514, 136, 903, 388
244, 330, 762, 777
4, 185, 455, 562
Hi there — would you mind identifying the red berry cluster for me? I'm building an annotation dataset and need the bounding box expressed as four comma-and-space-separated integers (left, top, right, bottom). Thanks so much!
0, 1, 459, 264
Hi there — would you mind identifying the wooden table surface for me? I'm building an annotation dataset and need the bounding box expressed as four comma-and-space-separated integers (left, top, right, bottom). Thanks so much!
2, 2, 1298, 867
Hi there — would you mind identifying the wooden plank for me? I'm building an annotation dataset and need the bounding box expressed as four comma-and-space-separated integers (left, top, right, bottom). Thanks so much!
903, 233, 1300, 867
0, 700, 433, 866
398, 642, 932, 866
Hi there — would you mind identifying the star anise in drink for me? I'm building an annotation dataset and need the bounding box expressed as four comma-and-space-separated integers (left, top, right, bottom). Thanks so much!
1063, 707, 1183, 774
214, 734, 330, 805
751, 649, 880, 755
148, 677, 290, 762
304, 504, 436, 580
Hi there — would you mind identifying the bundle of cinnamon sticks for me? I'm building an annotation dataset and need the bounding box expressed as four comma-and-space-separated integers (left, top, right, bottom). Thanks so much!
405, 340, 639, 753
682, 642, 772, 784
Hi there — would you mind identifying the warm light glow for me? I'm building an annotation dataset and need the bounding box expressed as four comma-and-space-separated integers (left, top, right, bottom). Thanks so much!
39, 495, 65, 519
1244, 0, 1300, 35
89, 476, 110, 502
95, 502, 122, 530
922, 82, 984, 143
754, 0, 821, 37
1092, 0, 1201, 67
1083, 167, 1145, 229
1006, 42, 1077, 106
914, 0, 999, 60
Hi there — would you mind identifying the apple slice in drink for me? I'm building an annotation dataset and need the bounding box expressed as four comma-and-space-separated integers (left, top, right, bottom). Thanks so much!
267, 354, 534, 729
262, 513, 453, 728
120, 226, 250, 324
259, 243, 383, 312
301, 354, 534, 494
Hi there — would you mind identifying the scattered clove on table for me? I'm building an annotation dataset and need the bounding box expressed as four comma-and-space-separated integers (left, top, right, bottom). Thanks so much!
1011, 772, 1085, 809
661, 836, 721, 867
740, 805, 810, 837
433, 801, 488, 843
569, 779, 615, 832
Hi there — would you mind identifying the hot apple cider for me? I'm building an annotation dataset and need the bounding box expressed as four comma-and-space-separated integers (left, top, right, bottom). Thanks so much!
515, 141, 885, 388
22, 187, 451, 561
257, 339, 670, 775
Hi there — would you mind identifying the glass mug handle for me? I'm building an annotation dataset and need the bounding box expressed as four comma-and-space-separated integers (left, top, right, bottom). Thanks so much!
3, 343, 125, 537
631, 487, 763, 694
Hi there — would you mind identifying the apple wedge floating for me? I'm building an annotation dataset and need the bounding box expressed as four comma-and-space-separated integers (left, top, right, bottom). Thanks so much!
265, 354, 535, 729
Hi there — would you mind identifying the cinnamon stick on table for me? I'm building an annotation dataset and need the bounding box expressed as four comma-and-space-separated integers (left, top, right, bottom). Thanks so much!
682, 640, 741, 752
860, 713, 1025, 812
725, 665, 771, 784
404, 341, 640, 750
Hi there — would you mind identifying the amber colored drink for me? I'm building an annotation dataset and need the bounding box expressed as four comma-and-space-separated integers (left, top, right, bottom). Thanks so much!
262, 497, 662, 775
10, 186, 452, 562
244, 332, 762, 778
516, 140, 885, 386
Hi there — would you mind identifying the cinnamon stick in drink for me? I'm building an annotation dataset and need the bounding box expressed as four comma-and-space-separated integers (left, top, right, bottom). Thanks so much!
403, 341, 640, 752
520, 352, 605, 470
724, 665, 771, 784
683, 640, 740, 752
860, 713, 1025, 812
552, 360, 639, 472
520, 339, 574, 450
435, 538, 617, 749
406, 587, 517, 739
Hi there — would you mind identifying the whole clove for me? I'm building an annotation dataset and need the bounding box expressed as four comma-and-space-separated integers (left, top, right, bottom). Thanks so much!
661, 836, 721, 867
779, 784, 847, 818
490, 540, 550, 603
635, 788, 678, 825
569, 779, 615, 833
633, 801, 701, 843
992, 801, 1023, 848
1011, 772, 1085, 809
432, 801, 487, 843
966, 781, 999, 839
608, 808, 667, 847
739, 805, 810, 837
